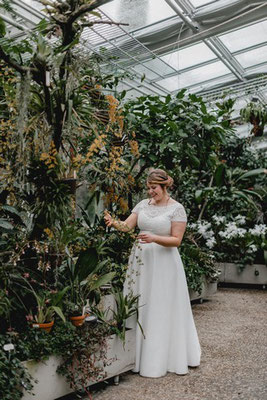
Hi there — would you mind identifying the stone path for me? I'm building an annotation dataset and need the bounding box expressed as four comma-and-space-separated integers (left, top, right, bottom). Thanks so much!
88, 288, 267, 400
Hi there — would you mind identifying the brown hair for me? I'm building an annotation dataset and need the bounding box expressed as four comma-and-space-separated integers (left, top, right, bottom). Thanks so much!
147, 169, 174, 189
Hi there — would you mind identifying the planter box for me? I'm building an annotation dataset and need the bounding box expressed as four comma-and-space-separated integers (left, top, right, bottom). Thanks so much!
96, 328, 135, 380
22, 328, 135, 400
22, 356, 71, 400
98, 293, 116, 321
218, 263, 267, 286
189, 278, 218, 302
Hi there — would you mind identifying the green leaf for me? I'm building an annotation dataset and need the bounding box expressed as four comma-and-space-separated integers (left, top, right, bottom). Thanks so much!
75, 248, 99, 282
120, 90, 126, 99
195, 189, 203, 204
148, 154, 158, 162
165, 94, 171, 104
235, 168, 267, 182
59, 38, 79, 53
242, 189, 262, 200
35, 18, 49, 34
90, 272, 115, 291
233, 190, 257, 209
0, 219, 13, 230
0, 17, 6, 37
176, 89, 186, 99
52, 306, 66, 322
177, 129, 188, 138
89, 11, 102, 18
201, 103, 207, 114
168, 121, 178, 132
214, 164, 226, 186
189, 154, 200, 167
2, 205, 23, 219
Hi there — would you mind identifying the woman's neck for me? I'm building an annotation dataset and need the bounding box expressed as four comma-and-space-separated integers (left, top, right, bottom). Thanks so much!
151, 194, 170, 206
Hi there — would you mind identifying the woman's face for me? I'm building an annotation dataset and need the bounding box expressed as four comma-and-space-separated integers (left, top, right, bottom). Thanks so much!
147, 183, 165, 202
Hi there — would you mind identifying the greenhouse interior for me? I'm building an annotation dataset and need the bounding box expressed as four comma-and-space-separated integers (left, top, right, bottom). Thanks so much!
0, 0, 266, 399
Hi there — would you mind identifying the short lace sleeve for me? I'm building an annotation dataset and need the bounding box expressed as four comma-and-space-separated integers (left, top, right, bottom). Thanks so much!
132, 199, 146, 215
171, 203, 187, 222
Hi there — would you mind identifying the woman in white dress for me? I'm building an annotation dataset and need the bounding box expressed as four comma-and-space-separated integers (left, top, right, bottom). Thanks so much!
104, 169, 201, 378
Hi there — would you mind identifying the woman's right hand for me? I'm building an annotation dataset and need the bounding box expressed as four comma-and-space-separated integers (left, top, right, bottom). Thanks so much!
104, 210, 114, 227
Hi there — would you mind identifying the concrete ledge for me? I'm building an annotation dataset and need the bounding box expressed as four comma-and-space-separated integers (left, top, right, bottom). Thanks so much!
218, 263, 267, 285
189, 279, 218, 302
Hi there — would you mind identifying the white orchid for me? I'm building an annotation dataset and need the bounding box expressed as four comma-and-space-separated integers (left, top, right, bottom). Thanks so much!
249, 224, 267, 236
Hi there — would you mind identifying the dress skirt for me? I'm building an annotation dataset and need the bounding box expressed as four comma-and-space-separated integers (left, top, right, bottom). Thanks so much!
125, 241, 201, 378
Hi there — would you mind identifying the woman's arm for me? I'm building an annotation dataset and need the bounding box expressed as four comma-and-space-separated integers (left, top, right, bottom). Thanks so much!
138, 221, 186, 247
104, 211, 138, 232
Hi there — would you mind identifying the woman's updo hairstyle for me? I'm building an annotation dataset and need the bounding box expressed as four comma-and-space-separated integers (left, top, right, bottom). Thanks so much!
147, 169, 174, 189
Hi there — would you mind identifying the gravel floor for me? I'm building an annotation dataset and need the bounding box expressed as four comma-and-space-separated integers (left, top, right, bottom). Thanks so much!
87, 287, 267, 400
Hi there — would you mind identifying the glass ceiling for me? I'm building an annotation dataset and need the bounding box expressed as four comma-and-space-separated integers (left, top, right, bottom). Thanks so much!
1, 0, 267, 149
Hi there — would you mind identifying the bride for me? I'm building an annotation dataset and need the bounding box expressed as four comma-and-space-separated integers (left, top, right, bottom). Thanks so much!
104, 168, 201, 378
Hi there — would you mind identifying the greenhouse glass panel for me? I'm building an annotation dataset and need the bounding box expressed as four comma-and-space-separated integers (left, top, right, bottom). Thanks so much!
160, 43, 217, 71
22, 0, 39, 8
22, 0, 44, 12
219, 20, 267, 53
189, 0, 217, 7
235, 45, 267, 68
157, 61, 231, 91
100, 0, 176, 32
133, 58, 176, 79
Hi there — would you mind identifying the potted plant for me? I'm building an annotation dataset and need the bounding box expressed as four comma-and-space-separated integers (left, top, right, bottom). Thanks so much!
24, 284, 68, 332
64, 247, 115, 326
240, 100, 267, 137
109, 289, 143, 344
93, 288, 144, 343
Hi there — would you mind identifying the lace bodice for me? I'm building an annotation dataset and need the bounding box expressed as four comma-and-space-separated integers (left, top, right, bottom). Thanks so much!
132, 199, 187, 236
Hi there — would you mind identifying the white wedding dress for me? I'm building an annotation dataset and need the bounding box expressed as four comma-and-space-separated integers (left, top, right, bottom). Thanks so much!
124, 199, 201, 378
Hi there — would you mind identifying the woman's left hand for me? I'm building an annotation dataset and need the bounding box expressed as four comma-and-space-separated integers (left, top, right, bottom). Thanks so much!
138, 233, 156, 243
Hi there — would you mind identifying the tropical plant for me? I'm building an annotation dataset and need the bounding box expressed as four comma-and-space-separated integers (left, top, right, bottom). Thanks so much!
110, 289, 144, 343
188, 215, 267, 268
124, 91, 233, 176
24, 284, 68, 324
0, 334, 33, 400
93, 288, 144, 344
195, 165, 267, 220
180, 236, 220, 294
0, 289, 10, 319
240, 100, 267, 137
63, 247, 115, 316
0, 320, 110, 399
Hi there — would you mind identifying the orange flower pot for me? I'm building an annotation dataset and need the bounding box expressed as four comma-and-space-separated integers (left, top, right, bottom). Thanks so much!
70, 315, 86, 327
32, 320, 54, 333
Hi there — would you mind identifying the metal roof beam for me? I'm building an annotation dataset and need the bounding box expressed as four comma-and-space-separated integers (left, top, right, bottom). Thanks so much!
205, 37, 245, 81
11, 0, 46, 20
127, 39, 267, 85
197, 76, 267, 101
83, 42, 168, 96
143, 2, 267, 55
165, 0, 246, 81
0, 12, 25, 30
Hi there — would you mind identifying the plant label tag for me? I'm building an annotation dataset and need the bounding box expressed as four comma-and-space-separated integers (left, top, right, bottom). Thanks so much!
32, 324, 39, 328
3, 343, 15, 351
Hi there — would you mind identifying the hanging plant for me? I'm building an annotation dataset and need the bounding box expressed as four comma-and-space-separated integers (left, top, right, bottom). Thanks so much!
240, 101, 267, 137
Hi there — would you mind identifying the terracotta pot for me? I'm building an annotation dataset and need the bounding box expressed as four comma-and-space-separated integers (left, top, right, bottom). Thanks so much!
70, 315, 86, 327
32, 320, 54, 333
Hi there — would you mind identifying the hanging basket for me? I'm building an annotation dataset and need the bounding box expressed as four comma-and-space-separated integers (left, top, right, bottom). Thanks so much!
32, 320, 54, 333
